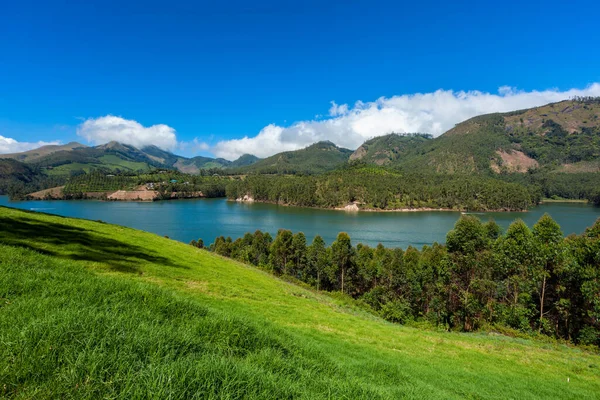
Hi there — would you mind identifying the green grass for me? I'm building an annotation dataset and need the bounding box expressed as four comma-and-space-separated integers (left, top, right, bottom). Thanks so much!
45, 163, 98, 176
97, 155, 150, 171
1, 207, 599, 399
45, 156, 150, 177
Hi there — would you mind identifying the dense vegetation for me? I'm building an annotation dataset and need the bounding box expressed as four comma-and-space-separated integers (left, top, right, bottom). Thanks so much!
232, 141, 353, 175
2, 207, 600, 398
203, 214, 600, 347
0, 159, 66, 199
387, 114, 513, 173
349, 133, 432, 165
500, 171, 600, 204
226, 166, 536, 211
61, 170, 228, 199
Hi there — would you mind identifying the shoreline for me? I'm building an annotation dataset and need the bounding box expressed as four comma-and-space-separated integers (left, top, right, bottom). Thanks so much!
25, 186, 208, 202
16, 193, 592, 211
540, 198, 588, 203
231, 198, 530, 213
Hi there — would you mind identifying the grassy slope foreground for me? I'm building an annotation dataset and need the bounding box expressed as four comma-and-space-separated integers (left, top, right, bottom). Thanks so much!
0, 208, 599, 399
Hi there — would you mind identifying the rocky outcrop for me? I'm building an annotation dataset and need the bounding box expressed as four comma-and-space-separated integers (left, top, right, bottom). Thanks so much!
491, 150, 538, 173
236, 194, 255, 202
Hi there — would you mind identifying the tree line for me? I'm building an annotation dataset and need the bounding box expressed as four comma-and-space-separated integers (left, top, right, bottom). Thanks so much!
225, 168, 537, 211
60, 171, 228, 199
194, 215, 600, 348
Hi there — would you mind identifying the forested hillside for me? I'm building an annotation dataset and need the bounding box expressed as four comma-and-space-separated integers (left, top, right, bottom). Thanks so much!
233, 141, 353, 174
388, 98, 600, 174
350, 133, 432, 165
61, 170, 227, 199
204, 214, 600, 347
0, 159, 65, 199
226, 165, 536, 211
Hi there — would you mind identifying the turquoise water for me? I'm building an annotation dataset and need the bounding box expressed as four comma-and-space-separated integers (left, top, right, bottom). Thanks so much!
1, 196, 598, 248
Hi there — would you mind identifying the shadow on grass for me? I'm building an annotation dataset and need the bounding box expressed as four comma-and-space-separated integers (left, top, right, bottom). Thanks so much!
0, 215, 187, 273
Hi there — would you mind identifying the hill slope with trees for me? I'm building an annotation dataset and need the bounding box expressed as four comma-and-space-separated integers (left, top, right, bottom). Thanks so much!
204, 213, 600, 347
349, 133, 432, 165
233, 141, 353, 174
389, 98, 600, 174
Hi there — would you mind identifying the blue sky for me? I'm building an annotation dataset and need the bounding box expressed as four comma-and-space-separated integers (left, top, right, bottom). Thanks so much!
1, 0, 599, 159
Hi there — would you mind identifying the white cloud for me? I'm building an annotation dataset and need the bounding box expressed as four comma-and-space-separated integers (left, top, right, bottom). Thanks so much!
0, 135, 60, 154
212, 83, 600, 160
77, 115, 177, 150
212, 124, 300, 160
329, 101, 349, 117
179, 138, 210, 153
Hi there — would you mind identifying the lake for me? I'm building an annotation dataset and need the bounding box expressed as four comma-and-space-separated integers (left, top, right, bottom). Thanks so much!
1, 196, 599, 248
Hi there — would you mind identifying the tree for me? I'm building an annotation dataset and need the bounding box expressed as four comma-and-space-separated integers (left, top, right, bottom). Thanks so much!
269, 229, 294, 274
355, 244, 375, 293
307, 235, 329, 290
445, 216, 492, 331
330, 232, 354, 294
494, 219, 536, 331
190, 238, 204, 248
291, 232, 308, 278
484, 219, 501, 240
251, 230, 272, 266
532, 214, 565, 334
212, 236, 232, 257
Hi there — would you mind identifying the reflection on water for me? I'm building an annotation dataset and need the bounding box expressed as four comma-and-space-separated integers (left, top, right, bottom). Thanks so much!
1, 196, 598, 248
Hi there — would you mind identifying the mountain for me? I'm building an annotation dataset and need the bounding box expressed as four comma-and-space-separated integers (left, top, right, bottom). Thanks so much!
19, 141, 162, 176
139, 144, 181, 166
229, 153, 261, 168
0, 142, 87, 162
237, 141, 353, 174
173, 156, 228, 174
349, 133, 432, 165
376, 98, 600, 174
3, 98, 598, 177
1, 141, 260, 175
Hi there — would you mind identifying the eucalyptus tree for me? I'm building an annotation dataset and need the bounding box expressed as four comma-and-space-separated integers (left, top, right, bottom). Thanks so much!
330, 232, 354, 294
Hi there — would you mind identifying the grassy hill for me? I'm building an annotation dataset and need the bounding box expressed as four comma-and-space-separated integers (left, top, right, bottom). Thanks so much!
237, 141, 353, 174
1, 207, 599, 398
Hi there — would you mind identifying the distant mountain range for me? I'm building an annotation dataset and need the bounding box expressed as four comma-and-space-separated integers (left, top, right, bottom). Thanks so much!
2, 98, 600, 181
0, 141, 262, 176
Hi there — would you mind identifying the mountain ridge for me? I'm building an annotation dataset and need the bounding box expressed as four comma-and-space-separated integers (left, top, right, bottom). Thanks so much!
2, 98, 600, 176
1, 141, 262, 175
